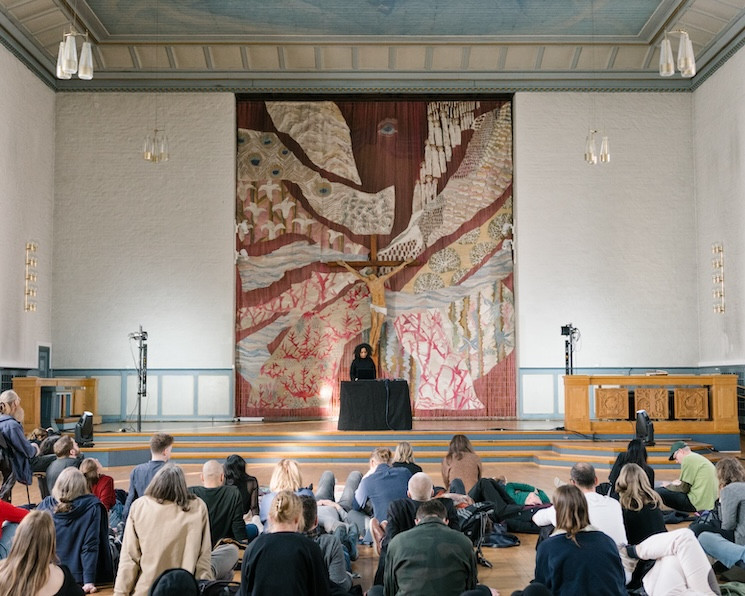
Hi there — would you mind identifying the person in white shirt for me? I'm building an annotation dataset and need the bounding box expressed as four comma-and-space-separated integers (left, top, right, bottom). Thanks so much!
533, 462, 633, 582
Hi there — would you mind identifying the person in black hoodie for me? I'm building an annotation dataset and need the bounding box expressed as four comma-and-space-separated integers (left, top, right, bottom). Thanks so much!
37, 466, 113, 593
349, 343, 376, 380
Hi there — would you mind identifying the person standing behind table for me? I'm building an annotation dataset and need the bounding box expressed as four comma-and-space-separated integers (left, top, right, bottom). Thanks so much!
441, 434, 482, 494
240, 490, 331, 596
122, 432, 174, 521
534, 485, 626, 596
349, 343, 376, 380
657, 441, 718, 513
0, 510, 84, 596
0, 389, 41, 501
114, 464, 214, 596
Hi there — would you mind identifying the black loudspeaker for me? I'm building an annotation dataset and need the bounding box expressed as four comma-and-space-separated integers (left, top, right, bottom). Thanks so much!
74, 411, 95, 447
635, 409, 655, 446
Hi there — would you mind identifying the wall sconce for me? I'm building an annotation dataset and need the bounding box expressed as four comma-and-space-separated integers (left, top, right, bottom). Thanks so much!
24, 241, 38, 312
712, 242, 724, 314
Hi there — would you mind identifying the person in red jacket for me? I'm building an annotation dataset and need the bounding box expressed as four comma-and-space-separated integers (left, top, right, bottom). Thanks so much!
0, 499, 30, 558
80, 458, 115, 510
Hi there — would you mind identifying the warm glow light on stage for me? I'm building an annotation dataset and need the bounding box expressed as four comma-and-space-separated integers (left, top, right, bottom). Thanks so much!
319, 384, 333, 403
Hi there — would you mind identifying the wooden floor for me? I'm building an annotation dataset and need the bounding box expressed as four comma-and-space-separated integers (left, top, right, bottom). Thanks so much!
14, 458, 683, 595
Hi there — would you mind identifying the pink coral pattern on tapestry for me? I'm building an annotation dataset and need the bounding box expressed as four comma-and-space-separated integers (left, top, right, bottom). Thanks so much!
394, 310, 483, 410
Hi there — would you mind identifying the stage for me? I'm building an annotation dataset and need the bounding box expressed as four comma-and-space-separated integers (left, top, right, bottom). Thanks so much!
85, 418, 734, 470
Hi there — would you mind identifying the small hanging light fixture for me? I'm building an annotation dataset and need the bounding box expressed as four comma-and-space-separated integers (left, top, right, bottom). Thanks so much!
659, 30, 696, 78
143, 0, 169, 163
583, 1, 610, 166
55, 0, 94, 81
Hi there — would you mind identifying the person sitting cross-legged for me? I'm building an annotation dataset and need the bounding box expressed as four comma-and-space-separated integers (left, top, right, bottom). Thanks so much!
373, 499, 497, 596
656, 441, 717, 514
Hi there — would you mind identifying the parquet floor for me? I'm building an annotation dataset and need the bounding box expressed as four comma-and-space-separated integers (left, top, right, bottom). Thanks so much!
14, 459, 682, 595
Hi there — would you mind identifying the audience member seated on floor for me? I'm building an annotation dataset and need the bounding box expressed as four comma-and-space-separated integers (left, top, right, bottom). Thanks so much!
534, 484, 626, 596
697, 457, 745, 570
616, 463, 667, 546
694, 456, 745, 542
259, 459, 351, 541
0, 497, 30, 559
627, 529, 721, 596
223, 453, 262, 539
334, 447, 411, 542
0, 510, 84, 596
533, 462, 632, 582
441, 434, 482, 494
240, 490, 331, 596
0, 389, 45, 502
189, 459, 248, 550
46, 435, 84, 494
80, 458, 115, 511
391, 441, 422, 476
37, 467, 113, 594
657, 441, 717, 513
371, 472, 460, 586
369, 499, 497, 596
121, 432, 174, 522
603, 439, 654, 500
299, 495, 353, 594
114, 464, 214, 596
615, 463, 667, 590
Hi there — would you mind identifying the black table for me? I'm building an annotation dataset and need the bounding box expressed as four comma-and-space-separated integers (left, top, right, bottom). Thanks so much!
337, 380, 412, 431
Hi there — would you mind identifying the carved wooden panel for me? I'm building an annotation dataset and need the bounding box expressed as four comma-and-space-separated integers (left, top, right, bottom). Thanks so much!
635, 387, 669, 419
596, 387, 629, 420
674, 388, 709, 420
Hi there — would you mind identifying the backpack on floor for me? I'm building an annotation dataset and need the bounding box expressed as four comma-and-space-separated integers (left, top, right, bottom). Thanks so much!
458, 502, 496, 545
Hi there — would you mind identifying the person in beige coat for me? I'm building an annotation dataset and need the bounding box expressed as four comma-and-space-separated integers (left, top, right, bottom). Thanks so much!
113, 464, 213, 596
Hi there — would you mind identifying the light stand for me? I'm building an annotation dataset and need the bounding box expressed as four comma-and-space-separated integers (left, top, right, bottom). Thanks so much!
561, 323, 579, 375
129, 326, 148, 432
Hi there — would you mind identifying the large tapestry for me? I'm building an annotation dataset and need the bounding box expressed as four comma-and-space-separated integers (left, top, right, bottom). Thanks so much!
235, 99, 514, 419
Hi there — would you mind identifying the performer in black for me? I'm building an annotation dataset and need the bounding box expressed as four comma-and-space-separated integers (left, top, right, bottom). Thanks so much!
350, 343, 376, 380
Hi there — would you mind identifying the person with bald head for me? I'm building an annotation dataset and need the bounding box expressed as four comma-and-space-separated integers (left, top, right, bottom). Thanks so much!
190, 459, 248, 546
369, 472, 460, 588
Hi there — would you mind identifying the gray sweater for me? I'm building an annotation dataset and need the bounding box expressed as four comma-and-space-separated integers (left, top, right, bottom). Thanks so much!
720, 481, 745, 545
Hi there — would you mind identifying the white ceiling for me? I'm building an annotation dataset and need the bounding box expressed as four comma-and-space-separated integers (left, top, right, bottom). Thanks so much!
1, 0, 744, 92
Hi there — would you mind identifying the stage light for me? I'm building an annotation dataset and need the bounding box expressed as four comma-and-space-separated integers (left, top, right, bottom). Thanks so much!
75, 411, 95, 447
635, 409, 655, 446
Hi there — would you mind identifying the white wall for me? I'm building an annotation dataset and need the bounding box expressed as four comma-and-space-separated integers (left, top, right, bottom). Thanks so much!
693, 50, 745, 366
514, 92, 698, 370
0, 46, 55, 368
53, 93, 236, 370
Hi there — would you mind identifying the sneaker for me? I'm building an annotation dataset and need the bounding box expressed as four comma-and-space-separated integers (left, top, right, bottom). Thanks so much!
251, 514, 264, 534
554, 476, 565, 488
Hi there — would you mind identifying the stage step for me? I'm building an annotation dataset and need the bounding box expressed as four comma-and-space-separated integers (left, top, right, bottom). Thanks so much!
87, 430, 725, 469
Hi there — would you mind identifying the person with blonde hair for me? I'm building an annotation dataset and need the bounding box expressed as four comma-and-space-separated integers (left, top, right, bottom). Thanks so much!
0, 509, 84, 595
0, 389, 42, 501
259, 459, 313, 524
114, 464, 216, 596
240, 490, 330, 595
392, 441, 422, 476
441, 434, 482, 493
616, 463, 666, 546
37, 467, 113, 593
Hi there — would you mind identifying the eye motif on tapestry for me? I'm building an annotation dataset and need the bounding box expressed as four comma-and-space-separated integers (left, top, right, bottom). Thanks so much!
236, 100, 514, 418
